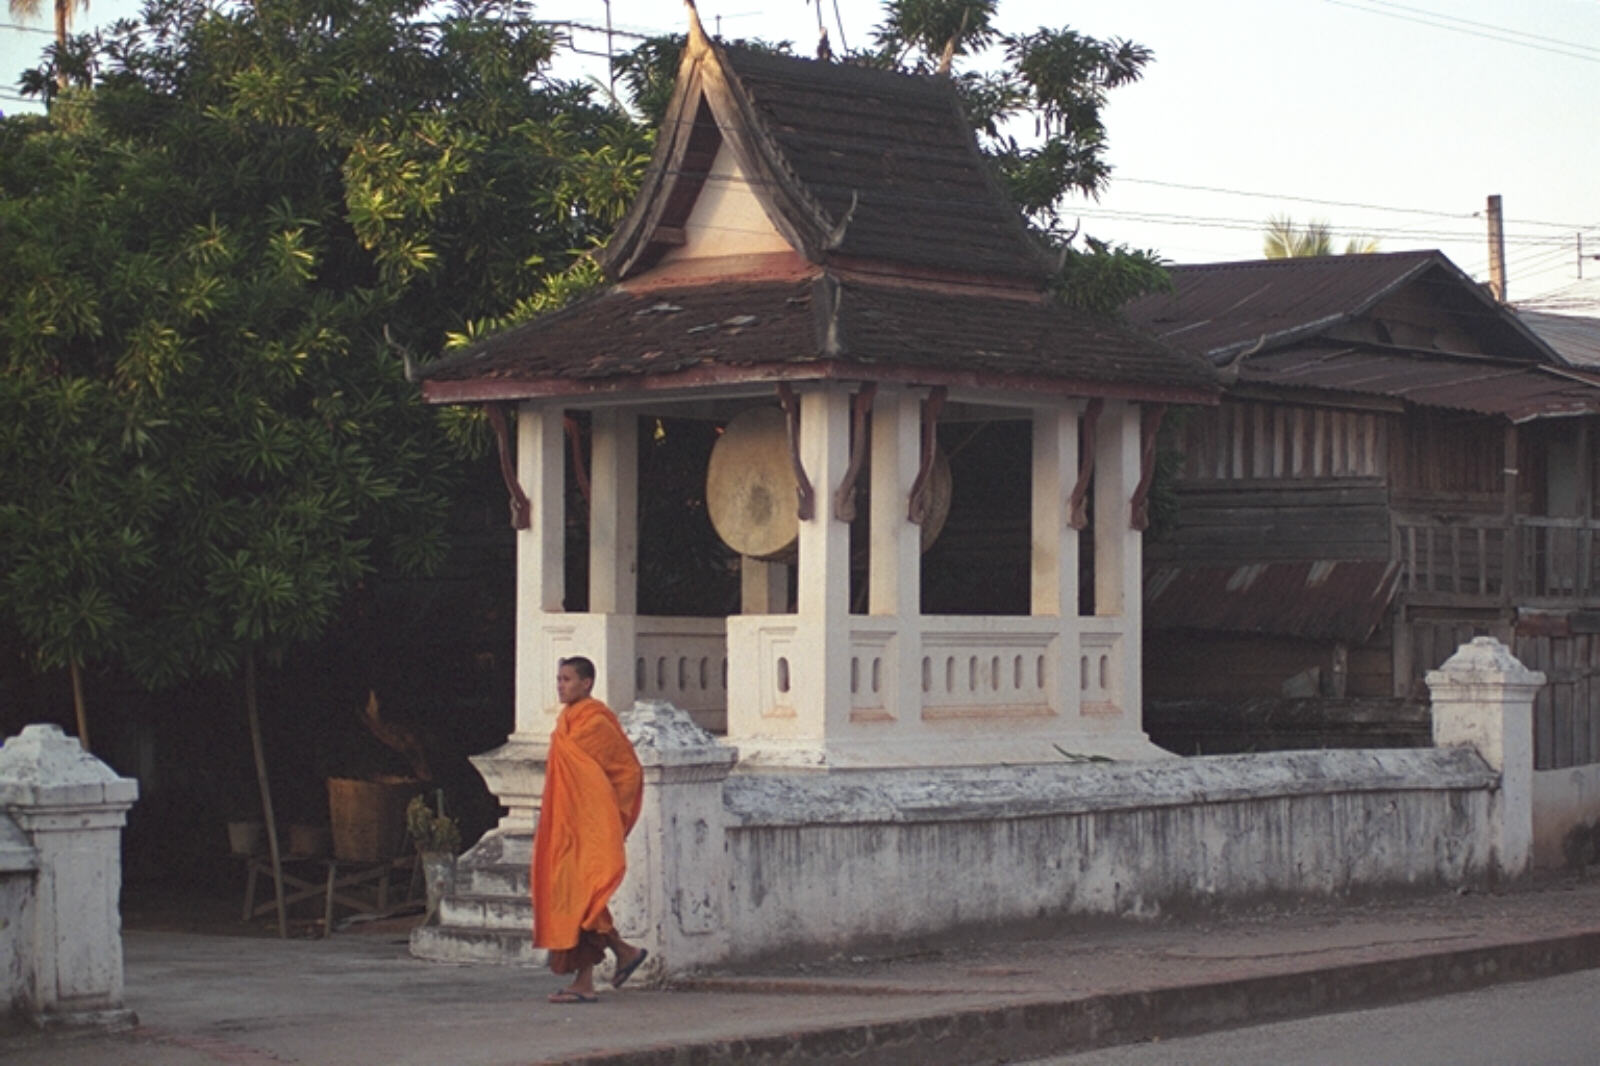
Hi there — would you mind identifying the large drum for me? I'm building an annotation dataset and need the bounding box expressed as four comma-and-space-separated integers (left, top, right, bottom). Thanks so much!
705, 406, 949, 560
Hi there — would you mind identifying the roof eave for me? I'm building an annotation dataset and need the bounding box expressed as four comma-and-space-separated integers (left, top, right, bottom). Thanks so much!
419, 359, 1218, 407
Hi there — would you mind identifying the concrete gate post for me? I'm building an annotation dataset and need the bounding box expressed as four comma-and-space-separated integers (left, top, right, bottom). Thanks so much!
615, 702, 737, 981
0, 724, 139, 1028
1427, 636, 1543, 881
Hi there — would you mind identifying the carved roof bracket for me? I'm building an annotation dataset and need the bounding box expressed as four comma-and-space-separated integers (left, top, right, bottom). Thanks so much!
833, 383, 877, 522
563, 415, 591, 510
484, 403, 531, 530
1068, 398, 1103, 531
1130, 403, 1167, 532
776, 382, 816, 521
908, 386, 947, 523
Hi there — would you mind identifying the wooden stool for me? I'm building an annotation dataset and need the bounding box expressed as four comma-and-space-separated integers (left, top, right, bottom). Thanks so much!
321, 853, 419, 930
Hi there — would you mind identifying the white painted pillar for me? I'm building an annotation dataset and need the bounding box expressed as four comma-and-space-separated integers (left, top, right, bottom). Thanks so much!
470, 402, 567, 836
869, 386, 924, 726
869, 386, 922, 617
1031, 403, 1080, 618
514, 401, 567, 735
589, 409, 638, 617
797, 385, 854, 742
1032, 403, 1081, 719
1093, 400, 1143, 728
1093, 400, 1140, 619
588, 409, 640, 710
0, 724, 138, 1028
1427, 636, 1543, 880
612, 703, 738, 980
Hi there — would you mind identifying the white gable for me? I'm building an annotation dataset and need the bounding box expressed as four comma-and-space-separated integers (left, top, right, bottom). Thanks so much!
660, 143, 792, 261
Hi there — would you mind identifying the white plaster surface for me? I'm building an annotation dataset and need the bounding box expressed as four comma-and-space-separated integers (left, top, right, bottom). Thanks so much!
716, 749, 1499, 960
659, 144, 792, 260
0, 724, 137, 1027
1428, 635, 1544, 879
1532, 762, 1600, 868
614, 702, 738, 977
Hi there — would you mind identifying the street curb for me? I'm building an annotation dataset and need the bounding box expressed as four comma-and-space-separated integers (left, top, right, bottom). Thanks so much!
541, 930, 1600, 1065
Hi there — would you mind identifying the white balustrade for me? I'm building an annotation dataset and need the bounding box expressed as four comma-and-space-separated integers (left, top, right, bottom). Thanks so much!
1079, 628, 1124, 716
634, 617, 729, 732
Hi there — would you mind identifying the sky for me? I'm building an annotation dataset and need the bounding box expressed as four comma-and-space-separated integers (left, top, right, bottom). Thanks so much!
5, 0, 1600, 311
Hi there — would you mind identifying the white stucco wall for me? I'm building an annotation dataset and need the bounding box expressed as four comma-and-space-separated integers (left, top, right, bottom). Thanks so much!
1532, 762, 1600, 868
715, 749, 1497, 960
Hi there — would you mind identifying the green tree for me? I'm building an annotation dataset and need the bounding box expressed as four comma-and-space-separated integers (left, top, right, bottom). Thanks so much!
7, 0, 89, 87
1, 0, 649, 931
1263, 215, 1381, 258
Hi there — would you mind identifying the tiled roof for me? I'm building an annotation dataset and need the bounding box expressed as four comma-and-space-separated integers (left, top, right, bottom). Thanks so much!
598, 30, 1053, 284
417, 273, 1216, 400
719, 47, 1051, 281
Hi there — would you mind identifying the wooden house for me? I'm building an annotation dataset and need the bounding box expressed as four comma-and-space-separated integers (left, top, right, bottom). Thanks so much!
1125, 252, 1600, 788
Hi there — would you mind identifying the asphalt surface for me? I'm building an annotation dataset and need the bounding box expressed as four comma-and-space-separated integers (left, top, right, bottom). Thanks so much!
8, 874, 1600, 1065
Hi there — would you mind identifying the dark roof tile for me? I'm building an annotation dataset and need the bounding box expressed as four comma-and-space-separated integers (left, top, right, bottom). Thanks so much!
417, 274, 1216, 397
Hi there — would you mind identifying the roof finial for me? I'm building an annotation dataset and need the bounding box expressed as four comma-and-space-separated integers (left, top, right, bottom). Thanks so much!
685, 0, 710, 50
817, 26, 833, 62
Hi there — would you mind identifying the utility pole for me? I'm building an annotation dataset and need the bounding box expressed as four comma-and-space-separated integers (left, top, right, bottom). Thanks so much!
1486, 194, 1506, 302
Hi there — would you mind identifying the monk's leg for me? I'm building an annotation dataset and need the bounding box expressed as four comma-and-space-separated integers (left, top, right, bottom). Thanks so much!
548, 931, 607, 1001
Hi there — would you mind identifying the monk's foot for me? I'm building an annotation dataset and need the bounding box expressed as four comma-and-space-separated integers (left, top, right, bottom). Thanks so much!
548, 986, 597, 1004
611, 946, 649, 989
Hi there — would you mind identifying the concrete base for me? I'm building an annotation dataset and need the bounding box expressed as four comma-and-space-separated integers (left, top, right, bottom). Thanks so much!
408, 829, 542, 966
26, 1007, 138, 1032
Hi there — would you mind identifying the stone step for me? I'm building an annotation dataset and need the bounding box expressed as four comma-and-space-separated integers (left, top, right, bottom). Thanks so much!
410, 923, 544, 966
461, 863, 528, 898
438, 892, 531, 932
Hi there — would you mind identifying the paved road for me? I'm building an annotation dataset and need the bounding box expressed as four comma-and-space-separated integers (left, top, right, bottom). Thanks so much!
1030, 967, 1600, 1066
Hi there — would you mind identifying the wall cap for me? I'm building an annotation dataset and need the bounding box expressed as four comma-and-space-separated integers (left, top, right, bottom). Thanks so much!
0, 724, 138, 809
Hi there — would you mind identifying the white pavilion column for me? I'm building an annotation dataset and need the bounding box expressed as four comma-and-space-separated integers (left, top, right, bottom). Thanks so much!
869, 386, 924, 725
1032, 402, 1081, 718
1093, 400, 1144, 734
797, 385, 854, 750
468, 402, 566, 835
515, 402, 567, 734
586, 408, 640, 709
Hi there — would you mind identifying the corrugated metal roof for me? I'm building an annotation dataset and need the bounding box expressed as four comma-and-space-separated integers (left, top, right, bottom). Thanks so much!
1239, 345, 1600, 421
1124, 252, 1556, 365
1521, 310, 1600, 368
1145, 560, 1400, 641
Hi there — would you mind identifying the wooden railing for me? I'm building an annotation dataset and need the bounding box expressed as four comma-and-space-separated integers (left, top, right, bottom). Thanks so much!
1395, 515, 1600, 605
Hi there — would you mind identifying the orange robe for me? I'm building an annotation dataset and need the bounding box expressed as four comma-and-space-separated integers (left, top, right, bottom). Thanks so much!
531, 697, 643, 966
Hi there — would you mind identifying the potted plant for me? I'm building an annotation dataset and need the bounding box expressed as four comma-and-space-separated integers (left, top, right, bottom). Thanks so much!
406, 792, 461, 922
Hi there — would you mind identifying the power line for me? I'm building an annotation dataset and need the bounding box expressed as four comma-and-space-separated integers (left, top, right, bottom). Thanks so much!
1350, 1, 1600, 57
1114, 175, 1595, 232
1324, 0, 1600, 65
0, 21, 53, 35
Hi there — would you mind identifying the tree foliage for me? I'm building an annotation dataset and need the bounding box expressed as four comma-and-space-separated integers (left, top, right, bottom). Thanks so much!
0, 0, 651, 703
1263, 215, 1380, 258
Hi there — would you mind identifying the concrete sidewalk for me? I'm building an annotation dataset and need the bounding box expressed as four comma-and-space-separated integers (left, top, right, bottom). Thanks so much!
9, 875, 1600, 1066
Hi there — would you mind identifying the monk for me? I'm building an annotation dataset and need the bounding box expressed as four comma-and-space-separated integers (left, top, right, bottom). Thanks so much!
531, 656, 649, 1003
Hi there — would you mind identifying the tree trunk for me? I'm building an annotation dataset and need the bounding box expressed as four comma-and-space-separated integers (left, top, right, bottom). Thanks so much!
54, 0, 68, 90
69, 658, 90, 752
245, 652, 288, 938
